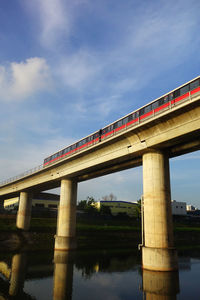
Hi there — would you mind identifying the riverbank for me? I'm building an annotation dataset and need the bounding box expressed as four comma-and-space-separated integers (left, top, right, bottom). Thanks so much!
0, 215, 200, 252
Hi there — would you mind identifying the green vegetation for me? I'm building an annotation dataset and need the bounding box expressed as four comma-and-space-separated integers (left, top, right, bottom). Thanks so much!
0, 214, 200, 252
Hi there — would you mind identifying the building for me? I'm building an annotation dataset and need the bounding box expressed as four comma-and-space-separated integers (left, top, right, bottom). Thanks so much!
94, 200, 138, 217
3, 193, 59, 211
171, 200, 187, 216
186, 205, 196, 211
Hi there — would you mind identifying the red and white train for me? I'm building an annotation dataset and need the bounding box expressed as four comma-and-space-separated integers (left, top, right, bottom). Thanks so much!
43, 76, 200, 166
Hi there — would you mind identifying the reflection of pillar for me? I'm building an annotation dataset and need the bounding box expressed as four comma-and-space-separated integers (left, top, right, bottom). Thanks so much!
142, 269, 179, 300
53, 251, 74, 300
55, 179, 77, 250
142, 150, 178, 271
16, 192, 32, 231
9, 253, 27, 296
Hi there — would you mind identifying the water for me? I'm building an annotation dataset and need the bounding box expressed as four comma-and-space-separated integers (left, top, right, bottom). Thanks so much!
0, 249, 200, 299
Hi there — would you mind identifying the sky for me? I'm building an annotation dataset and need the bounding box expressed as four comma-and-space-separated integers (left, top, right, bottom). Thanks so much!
0, 0, 200, 207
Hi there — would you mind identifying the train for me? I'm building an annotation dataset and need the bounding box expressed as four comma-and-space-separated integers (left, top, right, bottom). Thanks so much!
43, 76, 200, 166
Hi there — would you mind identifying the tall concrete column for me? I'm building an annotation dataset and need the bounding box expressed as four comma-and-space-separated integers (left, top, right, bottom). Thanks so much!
142, 149, 178, 271
16, 192, 32, 231
53, 251, 74, 300
55, 179, 77, 251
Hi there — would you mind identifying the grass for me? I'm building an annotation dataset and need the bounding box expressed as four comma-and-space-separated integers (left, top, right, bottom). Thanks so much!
0, 215, 200, 251
0, 215, 199, 233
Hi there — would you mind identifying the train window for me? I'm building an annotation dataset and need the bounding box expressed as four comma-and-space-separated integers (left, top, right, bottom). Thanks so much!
135, 111, 139, 118
102, 127, 108, 134
93, 133, 99, 139
107, 124, 114, 132
139, 108, 145, 116
168, 93, 173, 101
152, 100, 159, 109
158, 96, 168, 106
128, 114, 133, 122
163, 95, 168, 103
113, 122, 118, 129
117, 120, 123, 127
144, 104, 152, 113
122, 117, 128, 125
180, 84, 189, 95
190, 79, 199, 90
174, 89, 180, 98
72, 144, 76, 150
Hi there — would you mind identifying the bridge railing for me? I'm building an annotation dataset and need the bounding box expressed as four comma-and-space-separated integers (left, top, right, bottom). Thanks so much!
0, 164, 44, 187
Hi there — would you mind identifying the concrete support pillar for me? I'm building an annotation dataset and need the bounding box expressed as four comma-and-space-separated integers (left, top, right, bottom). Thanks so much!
142, 269, 179, 300
53, 251, 74, 300
54, 179, 77, 251
142, 150, 178, 271
9, 253, 27, 296
16, 192, 32, 231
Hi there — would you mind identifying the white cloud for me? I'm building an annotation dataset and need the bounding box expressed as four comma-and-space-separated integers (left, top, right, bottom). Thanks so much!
28, 0, 71, 47
0, 57, 51, 101
58, 50, 101, 89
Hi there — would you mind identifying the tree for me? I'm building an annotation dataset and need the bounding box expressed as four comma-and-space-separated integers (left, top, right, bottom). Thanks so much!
100, 205, 111, 215
102, 193, 117, 201
77, 196, 98, 214
77, 200, 88, 210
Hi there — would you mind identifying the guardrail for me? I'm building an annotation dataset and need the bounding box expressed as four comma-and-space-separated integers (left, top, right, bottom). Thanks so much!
0, 164, 44, 187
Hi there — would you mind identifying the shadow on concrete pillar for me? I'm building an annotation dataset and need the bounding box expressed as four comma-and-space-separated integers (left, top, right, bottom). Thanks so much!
16, 192, 32, 231
55, 179, 77, 251
142, 149, 178, 271
53, 250, 74, 300
9, 252, 27, 297
142, 269, 180, 300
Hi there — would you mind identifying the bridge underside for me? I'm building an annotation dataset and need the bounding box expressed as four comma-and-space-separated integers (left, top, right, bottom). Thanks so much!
0, 99, 200, 200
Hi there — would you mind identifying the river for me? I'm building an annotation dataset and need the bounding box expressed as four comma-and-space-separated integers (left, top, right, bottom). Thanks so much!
0, 248, 199, 299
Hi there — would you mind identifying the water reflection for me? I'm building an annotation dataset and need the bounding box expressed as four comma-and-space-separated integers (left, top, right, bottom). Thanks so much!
53, 251, 74, 300
0, 251, 34, 299
142, 269, 180, 300
9, 252, 27, 296
0, 249, 199, 299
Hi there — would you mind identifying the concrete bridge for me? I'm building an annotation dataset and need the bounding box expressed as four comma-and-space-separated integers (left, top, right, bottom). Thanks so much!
0, 79, 200, 272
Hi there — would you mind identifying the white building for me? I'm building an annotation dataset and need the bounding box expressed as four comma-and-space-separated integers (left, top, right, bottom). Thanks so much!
4, 193, 59, 211
171, 200, 187, 216
186, 205, 196, 211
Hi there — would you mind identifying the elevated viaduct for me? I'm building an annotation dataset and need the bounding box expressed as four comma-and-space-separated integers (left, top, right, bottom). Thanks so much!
0, 78, 200, 272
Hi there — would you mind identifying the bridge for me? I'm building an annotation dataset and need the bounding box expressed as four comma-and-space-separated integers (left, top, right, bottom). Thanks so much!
0, 77, 200, 272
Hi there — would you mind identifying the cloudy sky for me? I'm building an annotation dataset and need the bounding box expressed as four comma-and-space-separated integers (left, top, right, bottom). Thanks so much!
0, 0, 200, 207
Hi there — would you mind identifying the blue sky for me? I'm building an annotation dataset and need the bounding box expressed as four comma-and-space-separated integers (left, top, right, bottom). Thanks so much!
0, 0, 199, 207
